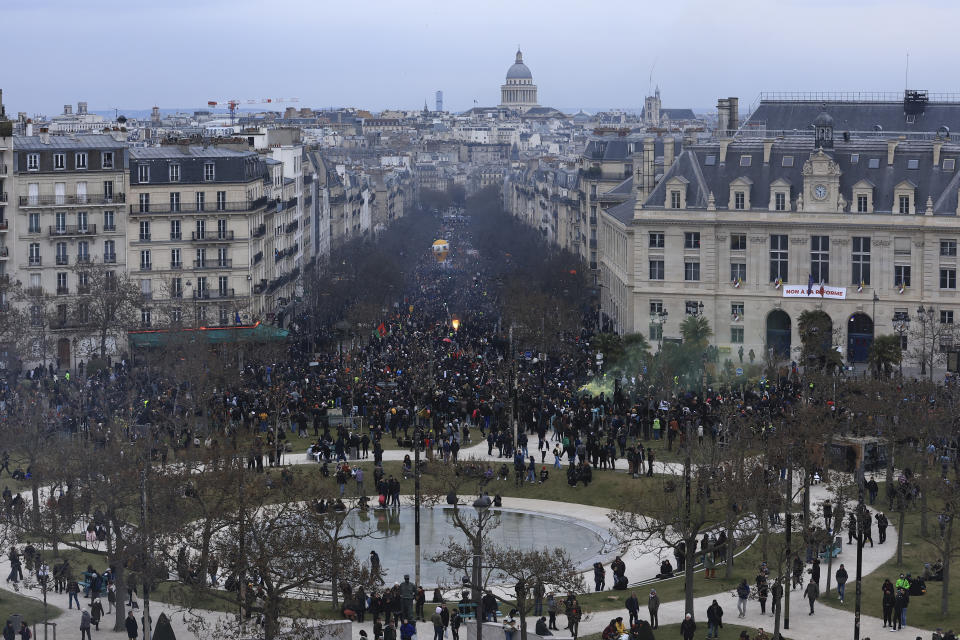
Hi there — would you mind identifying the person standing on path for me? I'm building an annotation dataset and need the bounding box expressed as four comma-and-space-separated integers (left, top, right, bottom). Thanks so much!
771, 579, 783, 618
680, 613, 697, 640
546, 593, 558, 630
647, 589, 660, 628
835, 564, 848, 604
625, 592, 639, 627
876, 512, 889, 544
896, 587, 909, 628
125, 611, 138, 640
803, 579, 819, 615
736, 579, 750, 618
706, 599, 723, 639
882, 587, 895, 628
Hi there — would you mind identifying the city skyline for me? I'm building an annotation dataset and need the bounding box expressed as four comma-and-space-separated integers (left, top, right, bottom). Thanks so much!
6, 0, 960, 116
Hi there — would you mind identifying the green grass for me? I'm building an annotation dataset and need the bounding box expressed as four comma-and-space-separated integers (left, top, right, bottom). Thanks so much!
818, 503, 958, 630
579, 621, 792, 640
0, 588, 63, 626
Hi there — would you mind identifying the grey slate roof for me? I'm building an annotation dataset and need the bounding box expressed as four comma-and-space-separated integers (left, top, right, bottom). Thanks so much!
643, 139, 960, 215
746, 99, 960, 134
605, 197, 637, 225
15, 134, 125, 150
130, 146, 257, 159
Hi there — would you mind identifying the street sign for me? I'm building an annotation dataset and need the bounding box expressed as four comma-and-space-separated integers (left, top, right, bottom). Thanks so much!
736, 368, 743, 376
524, 350, 533, 360
642, 366, 648, 374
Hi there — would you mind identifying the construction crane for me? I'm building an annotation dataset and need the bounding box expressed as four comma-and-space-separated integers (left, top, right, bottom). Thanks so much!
205, 97, 301, 125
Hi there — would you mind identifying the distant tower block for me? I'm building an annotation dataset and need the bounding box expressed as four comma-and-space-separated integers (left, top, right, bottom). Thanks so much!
436, 90, 443, 113
151, 106, 161, 123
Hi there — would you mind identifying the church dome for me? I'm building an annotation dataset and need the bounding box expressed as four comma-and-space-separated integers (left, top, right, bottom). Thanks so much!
506, 49, 532, 80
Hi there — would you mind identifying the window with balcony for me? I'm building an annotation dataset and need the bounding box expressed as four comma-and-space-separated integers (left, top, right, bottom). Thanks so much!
216, 191, 226, 211
77, 241, 90, 263
77, 211, 88, 232
55, 212, 66, 233
104, 240, 116, 263
28, 213, 40, 234
139, 220, 151, 242
139, 193, 150, 213
170, 220, 181, 240
171, 277, 183, 299
730, 263, 746, 282
104, 210, 115, 231
217, 219, 228, 239
895, 265, 911, 287
55, 242, 68, 265
140, 250, 151, 271
217, 247, 228, 267
170, 248, 182, 269
56, 272, 68, 295
195, 219, 206, 240
169, 192, 181, 213
196, 192, 205, 212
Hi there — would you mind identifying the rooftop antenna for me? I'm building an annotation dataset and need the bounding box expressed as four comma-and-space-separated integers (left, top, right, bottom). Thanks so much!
905, 51, 909, 90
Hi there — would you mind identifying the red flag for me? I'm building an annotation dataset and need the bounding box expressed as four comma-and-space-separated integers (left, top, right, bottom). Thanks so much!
377, 322, 387, 337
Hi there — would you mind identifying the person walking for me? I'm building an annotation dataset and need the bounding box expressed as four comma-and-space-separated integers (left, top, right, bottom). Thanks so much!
647, 589, 660, 629
706, 599, 724, 639
803, 579, 819, 615
736, 580, 750, 618
91, 599, 104, 631
431, 606, 444, 640
80, 609, 92, 640
67, 578, 81, 609
835, 564, 848, 604
502, 610, 518, 640
876, 512, 889, 544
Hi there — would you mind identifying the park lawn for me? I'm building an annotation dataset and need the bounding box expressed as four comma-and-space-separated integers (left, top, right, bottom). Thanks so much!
149, 581, 342, 620
0, 587, 63, 627
574, 533, 788, 614
818, 503, 958, 630
579, 621, 791, 640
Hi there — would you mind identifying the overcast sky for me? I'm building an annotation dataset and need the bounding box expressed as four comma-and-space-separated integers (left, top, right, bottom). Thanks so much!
6, 0, 960, 117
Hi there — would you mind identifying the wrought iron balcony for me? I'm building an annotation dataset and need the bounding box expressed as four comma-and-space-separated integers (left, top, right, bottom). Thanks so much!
49, 225, 97, 237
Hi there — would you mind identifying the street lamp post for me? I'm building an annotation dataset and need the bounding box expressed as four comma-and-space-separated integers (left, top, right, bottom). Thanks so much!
917, 305, 935, 380
652, 309, 668, 351
892, 312, 910, 378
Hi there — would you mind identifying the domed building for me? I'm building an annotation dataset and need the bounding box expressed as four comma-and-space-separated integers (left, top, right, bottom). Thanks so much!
500, 49, 539, 111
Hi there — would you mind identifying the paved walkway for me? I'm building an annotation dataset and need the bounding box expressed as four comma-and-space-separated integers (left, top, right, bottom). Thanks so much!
0, 450, 925, 640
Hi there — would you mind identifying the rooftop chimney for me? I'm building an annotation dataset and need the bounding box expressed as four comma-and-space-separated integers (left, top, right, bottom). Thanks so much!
728, 97, 739, 133
25, 121, 33, 137
40, 127, 50, 144
717, 98, 730, 137
663, 136, 675, 172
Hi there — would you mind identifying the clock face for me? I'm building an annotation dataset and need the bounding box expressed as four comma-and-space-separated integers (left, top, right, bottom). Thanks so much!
814, 185, 827, 200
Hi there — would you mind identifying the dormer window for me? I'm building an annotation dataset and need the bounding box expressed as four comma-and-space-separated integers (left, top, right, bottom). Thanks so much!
782, 156, 794, 167
739, 155, 752, 167
728, 177, 753, 210
665, 176, 689, 210
852, 179, 875, 214
775, 192, 786, 211
769, 178, 791, 213
944, 158, 956, 171
893, 180, 916, 215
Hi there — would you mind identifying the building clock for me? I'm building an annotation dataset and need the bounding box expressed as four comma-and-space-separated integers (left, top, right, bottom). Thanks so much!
814, 184, 827, 200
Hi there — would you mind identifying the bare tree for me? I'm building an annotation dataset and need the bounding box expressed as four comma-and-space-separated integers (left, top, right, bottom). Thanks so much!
70, 260, 142, 360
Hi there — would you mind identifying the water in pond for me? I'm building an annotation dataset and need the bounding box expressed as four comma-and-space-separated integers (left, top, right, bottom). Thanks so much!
344, 506, 608, 587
